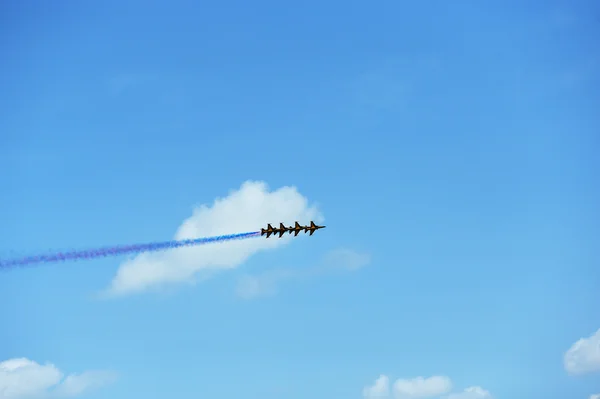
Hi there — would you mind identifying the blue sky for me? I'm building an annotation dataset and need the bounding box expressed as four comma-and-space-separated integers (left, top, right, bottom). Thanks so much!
1, 1, 599, 398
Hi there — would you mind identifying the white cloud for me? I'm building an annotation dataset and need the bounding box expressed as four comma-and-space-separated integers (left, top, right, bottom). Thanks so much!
363, 375, 490, 399
564, 328, 600, 375
322, 248, 371, 271
52, 371, 117, 397
0, 358, 116, 399
393, 376, 452, 399
363, 375, 390, 399
235, 248, 370, 299
105, 181, 322, 297
589, 394, 600, 399
235, 268, 296, 299
446, 386, 493, 399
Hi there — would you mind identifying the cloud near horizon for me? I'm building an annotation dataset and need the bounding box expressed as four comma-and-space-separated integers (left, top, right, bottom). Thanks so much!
362, 375, 492, 399
0, 358, 116, 399
564, 327, 600, 375
104, 181, 323, 297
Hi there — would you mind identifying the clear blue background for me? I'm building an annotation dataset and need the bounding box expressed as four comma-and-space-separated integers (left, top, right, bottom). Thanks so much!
1, 0, 598, 398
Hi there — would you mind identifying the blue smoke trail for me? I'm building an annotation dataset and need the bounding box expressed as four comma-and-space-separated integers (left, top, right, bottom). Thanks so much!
0, 231, 261, 269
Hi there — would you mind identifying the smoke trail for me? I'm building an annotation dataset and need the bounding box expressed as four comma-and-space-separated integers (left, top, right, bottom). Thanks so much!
0, 231, 261, 269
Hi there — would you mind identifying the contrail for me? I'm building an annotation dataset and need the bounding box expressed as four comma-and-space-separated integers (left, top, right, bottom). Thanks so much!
0, 231, 261, 269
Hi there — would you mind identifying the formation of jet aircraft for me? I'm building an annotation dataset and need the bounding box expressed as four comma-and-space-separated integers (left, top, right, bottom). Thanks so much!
260, 221, 325, 238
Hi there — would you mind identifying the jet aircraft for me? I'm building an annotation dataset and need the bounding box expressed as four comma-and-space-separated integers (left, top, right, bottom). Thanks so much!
277, 222, 288, 238
260, 221, 325, 238
289, 221, 304, 236
304, 221, 325, 236
260, 223, 276, 238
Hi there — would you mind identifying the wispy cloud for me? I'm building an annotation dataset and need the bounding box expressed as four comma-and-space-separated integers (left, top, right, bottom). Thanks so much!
350, 55, 440, 112
235, 248, 370, 299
